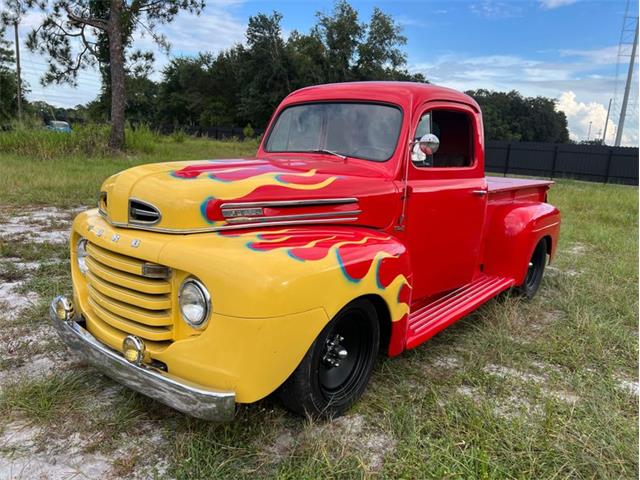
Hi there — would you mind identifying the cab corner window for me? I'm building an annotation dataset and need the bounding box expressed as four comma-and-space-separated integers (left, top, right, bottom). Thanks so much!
412, 109, 474, 168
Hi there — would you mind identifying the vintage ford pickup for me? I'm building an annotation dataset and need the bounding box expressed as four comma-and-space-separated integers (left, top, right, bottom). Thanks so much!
50, 82, 560, 421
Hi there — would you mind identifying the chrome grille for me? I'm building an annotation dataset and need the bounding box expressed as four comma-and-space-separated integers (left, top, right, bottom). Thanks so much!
129, 199, 161, 225
85, 242, 173, 345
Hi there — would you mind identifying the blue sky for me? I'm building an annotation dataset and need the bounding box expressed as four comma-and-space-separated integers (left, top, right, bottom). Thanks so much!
6, 0, 639, 145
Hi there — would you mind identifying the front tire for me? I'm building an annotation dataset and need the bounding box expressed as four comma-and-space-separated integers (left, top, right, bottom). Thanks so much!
278, 298, 380, 418
515, 240, 547, 298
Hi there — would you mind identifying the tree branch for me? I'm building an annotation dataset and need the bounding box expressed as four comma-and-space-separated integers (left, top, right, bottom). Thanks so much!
64, 6, 107, 30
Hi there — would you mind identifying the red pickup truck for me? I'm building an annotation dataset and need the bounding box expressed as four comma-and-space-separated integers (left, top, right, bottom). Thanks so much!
51, 82, 560, 420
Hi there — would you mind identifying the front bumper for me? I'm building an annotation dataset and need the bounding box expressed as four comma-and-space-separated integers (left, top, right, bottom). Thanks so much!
50, 296, 235, 421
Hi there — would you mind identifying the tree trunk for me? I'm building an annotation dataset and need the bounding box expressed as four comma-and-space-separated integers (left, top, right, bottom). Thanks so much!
108, 0, 125, 150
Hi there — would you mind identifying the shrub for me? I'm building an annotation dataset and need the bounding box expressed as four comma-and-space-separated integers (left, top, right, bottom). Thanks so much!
170, 130, 187, 143
243, 123, 255, 139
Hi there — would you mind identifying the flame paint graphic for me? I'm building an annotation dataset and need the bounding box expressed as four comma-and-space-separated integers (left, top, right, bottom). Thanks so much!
233, 228, 411, 321
171, 166, 338, 224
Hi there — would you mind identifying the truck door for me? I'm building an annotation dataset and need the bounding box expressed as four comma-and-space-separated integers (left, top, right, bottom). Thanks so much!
403, 102, 487, 301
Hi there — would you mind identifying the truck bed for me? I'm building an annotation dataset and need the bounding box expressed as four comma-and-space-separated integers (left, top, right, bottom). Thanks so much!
486, 176, 554, 194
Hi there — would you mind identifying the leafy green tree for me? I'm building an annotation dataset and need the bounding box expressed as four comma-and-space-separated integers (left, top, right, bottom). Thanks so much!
356, 8, 406, 79
0, 25, 20, 124
468, 89, 569, 143
315, 1, 363, 83
286, 31, 327, 89
237, 12, 293, 126
23, 0, 204, 150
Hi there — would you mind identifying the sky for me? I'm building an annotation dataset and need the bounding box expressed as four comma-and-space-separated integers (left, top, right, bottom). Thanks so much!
4, 0, 639, 146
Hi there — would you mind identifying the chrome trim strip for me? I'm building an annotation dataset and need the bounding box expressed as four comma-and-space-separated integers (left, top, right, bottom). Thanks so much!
220, 197, 358, 210
225, 210, 362, 225
50, 297, 235, 421
128, 198, 162, 226
101, 216, 360, 234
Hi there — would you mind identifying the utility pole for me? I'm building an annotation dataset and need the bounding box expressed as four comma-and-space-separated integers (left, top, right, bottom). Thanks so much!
615, 17, 638, 146
602, 98, 612, 145
587, 121, 592, 141
13, 21, 22, 122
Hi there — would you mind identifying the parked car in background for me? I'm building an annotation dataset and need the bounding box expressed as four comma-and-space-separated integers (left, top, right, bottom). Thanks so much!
49, 82, 561, 422
46, 120, 72, 133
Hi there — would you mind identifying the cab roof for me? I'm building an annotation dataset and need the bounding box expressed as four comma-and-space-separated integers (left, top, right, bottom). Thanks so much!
282, 81, 480, 112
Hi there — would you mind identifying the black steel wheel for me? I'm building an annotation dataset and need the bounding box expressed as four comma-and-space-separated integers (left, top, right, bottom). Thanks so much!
515, 240, 547, 298
278, 298, 380, 418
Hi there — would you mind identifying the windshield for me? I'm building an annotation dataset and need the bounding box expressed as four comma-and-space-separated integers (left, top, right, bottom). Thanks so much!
265, 102, 403, 162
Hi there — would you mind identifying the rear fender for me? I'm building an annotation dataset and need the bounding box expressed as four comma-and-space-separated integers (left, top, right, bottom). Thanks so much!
482, 202, 561, 284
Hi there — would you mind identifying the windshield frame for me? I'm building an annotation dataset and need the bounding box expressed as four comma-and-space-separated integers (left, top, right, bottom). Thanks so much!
263, 100, 404, 162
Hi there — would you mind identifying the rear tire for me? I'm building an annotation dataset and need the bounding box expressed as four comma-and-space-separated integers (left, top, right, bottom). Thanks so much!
515, 240, 547, 298
278, 298, 379, 418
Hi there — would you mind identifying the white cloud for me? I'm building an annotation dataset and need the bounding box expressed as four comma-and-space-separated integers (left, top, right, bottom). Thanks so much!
470, 1, 524, 19
559, 45, 619, 65
556, 91, 614, 142
410, 49, 639, 146
540, 0, 579, 9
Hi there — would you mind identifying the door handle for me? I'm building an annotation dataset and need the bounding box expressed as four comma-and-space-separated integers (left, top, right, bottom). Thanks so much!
472, 190, 488, 196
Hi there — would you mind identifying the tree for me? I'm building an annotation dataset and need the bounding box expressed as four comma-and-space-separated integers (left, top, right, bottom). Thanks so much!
467, 89, 569, 143
0, 25, 19, 124
237, 12, 293, 126
23, 0, 204, 150
356, 8, 405, 79
315, 1, 363, 83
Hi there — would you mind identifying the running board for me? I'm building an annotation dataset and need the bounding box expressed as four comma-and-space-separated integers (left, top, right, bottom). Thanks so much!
405, 275, 515, 350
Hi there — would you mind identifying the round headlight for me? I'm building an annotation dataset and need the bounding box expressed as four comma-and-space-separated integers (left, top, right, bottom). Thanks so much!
179, 278, 210, 328
76, 237, 89, 274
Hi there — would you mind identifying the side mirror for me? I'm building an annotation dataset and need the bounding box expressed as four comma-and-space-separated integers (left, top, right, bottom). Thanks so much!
418, 134, 440, 155
411, 134, 440, 166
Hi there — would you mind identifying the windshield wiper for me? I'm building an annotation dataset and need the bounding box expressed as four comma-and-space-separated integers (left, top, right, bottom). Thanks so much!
301, 149, 347, 160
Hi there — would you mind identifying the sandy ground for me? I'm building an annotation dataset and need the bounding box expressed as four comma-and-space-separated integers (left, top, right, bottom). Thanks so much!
0, 206, 173, 480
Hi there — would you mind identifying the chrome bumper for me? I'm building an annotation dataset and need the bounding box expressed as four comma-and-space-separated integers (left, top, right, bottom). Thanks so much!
50, 296, 235, 421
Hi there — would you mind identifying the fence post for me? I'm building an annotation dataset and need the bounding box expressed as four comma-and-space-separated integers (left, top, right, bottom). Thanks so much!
605, 148, 613, 184
550, 144, 559, 179
503, 143, 512, 177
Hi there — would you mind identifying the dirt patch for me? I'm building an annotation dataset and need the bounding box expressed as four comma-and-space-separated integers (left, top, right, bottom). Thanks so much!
261, 414, 397, 471
263, 430, 297, 463
0, 418, 170, 480
483, 364, 547, 384
430, 354, 463, 370
565, 242, 589, 256
483, 362, 580, 408
0, 281, 39, 318
302, 414, 397, 472
615, 375, 639, 397
546, 265, 583, 278
0, 206, 82, 245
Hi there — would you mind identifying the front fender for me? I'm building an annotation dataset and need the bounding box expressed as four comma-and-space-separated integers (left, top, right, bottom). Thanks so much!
158, 225, 412, 401
483, 202, 561, 284
73, 212, 413, 403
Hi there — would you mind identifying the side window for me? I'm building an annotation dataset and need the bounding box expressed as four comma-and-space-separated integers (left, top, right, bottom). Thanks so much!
412, 109, 474, 168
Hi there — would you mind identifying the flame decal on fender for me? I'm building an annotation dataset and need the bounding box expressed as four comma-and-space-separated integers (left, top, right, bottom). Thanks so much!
231, 228, 411, 322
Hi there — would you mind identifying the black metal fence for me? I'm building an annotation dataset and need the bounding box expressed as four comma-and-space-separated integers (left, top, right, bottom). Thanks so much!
485, 140, 639, 185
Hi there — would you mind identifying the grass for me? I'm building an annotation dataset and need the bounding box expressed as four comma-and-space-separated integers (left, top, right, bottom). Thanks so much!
0, 128, 260, 207
0, 139, 637, 479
